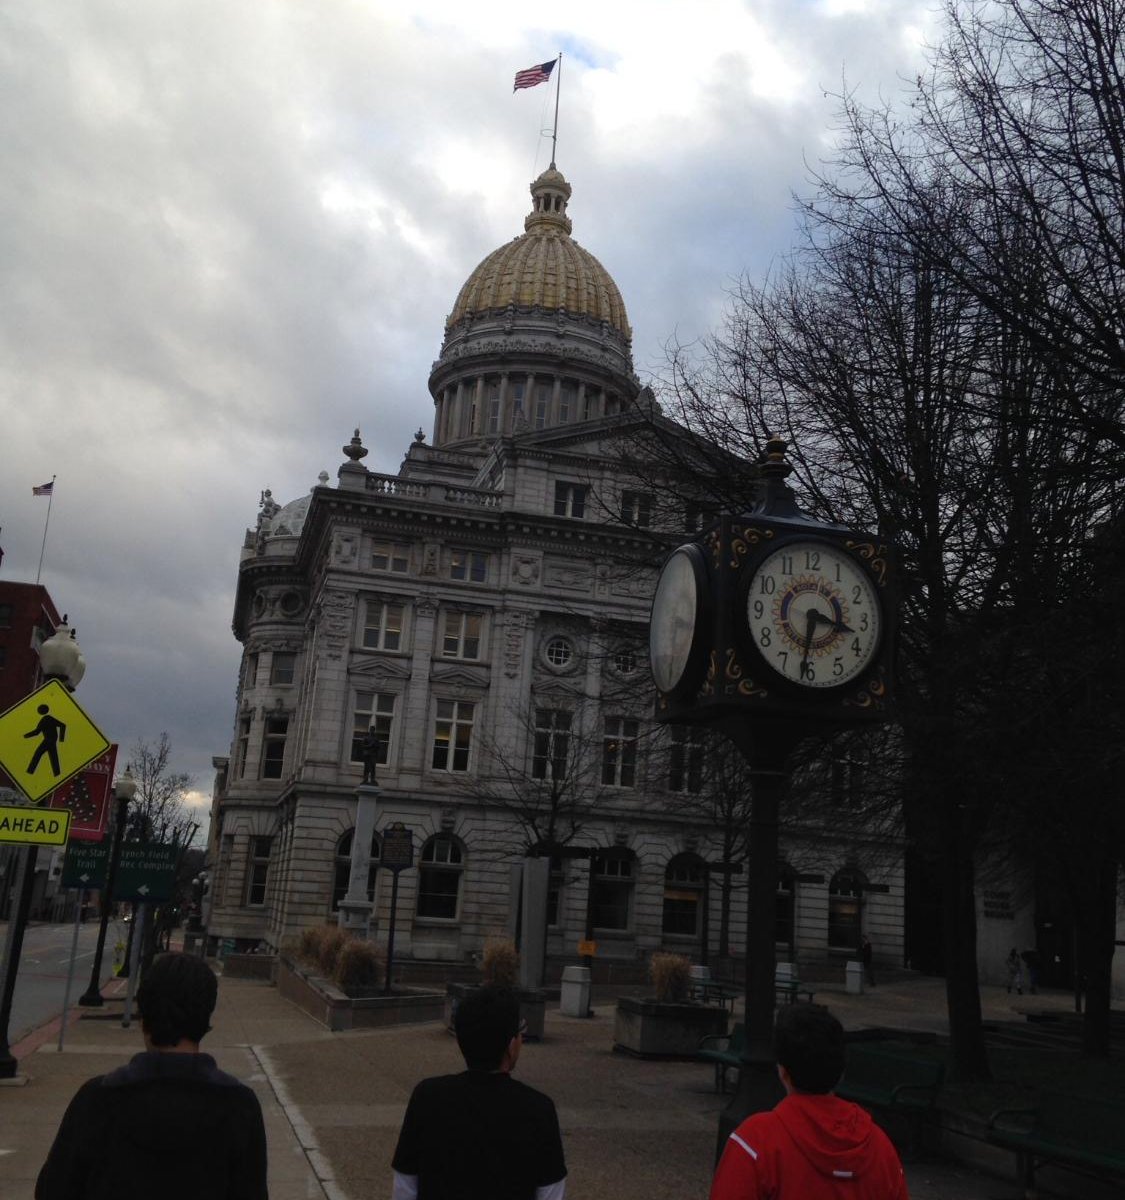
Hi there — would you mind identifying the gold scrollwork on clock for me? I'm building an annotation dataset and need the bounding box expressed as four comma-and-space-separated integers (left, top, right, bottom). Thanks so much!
845, 539, 889, 587
728, 525, 773, 568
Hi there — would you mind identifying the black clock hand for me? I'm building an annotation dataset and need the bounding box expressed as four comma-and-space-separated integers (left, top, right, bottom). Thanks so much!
801, 610, 817, 674
811, 609, 853, 635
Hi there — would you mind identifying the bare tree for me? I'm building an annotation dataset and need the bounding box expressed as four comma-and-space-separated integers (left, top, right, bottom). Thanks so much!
126, 733, 198, 848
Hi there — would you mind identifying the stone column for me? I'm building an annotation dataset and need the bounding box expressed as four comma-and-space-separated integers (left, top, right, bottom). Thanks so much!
337, 784, 379, 936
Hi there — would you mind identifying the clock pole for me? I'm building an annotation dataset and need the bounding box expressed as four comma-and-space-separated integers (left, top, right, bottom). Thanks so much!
648, 433, 898, 1159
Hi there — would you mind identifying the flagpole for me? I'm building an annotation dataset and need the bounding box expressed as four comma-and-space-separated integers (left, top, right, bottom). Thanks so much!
551, 53, 562, 167
36, 475, 56, 586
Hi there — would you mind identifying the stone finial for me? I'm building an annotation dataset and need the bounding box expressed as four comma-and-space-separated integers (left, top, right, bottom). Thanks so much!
414, 427, 426, 444
343, 429, 368, 463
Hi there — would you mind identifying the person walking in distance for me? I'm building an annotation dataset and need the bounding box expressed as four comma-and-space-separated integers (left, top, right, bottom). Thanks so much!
861, 935, 875, 988
711, 1003, 909, 1200
36, 952, 268, 1200
392, 984, 567, 1199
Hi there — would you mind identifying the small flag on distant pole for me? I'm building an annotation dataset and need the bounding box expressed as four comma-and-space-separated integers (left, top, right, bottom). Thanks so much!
33, 480, 54, 496
514, 59, 556, 91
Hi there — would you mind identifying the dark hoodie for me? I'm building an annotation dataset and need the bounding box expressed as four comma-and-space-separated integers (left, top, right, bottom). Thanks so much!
711, 1092, 909, 1199
36, 1050, 268, 1200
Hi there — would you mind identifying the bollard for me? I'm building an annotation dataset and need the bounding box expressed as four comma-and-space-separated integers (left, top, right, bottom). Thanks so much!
560, 965, 592, 1017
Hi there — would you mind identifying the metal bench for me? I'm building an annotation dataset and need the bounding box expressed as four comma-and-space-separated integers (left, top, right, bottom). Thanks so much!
698, 1021, 745, 1093
774, 977, 816, 1005
836, 1044, 945, 1154
988, 1090, 1125, 1198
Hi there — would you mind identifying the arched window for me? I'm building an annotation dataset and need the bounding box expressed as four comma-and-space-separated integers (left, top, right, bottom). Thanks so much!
332, 829, 382, 912
828, 867, 866, 951
417, 835, 465, 920
775, 863, 796, 954
662, 853, 705, 938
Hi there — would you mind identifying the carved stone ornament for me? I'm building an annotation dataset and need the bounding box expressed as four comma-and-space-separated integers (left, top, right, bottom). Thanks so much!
511, 554, 541, 586
333, 532, 359, 566
502, 609, 531, 678
319, 591, 355, 661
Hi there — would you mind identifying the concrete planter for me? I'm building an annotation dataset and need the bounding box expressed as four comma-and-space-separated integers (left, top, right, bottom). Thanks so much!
444, 982, 547, 1041
613, 996, 728, 1058
277, 957, 444, 1032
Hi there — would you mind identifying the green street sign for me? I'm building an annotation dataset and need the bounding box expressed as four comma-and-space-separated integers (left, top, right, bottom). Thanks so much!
114, 842, 178, 903
62, 840, 110, 890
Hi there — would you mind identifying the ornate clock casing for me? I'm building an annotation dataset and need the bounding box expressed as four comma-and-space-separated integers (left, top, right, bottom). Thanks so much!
651, 516, 895, 726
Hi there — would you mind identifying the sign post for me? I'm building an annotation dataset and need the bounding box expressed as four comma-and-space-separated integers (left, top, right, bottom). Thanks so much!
381, 824, 414, 994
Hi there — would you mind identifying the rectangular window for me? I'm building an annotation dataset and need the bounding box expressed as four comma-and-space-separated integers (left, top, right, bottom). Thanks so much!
0, 603, 12, 628
431, 700, 475, 772
245, 836, 272, 906
532, 709, 572, 780
260, 716, 288, 779
534, 383, 551, 429
372, 541, 410, 573
246, 653, 259, 688
554, 481, 587, 519
235, 716, 252, 779
350, 692, 396, 764
602, 716, 639, 788
486, 383, 501, 434
270, 651, 296, 685
669, 726, 705, 794
510, 378, 526, 420
441, 612, 483, 660
620, 490, 653, 527
363, 601, 404, 651
559, 383, 576, 424
449, 549, 489, 583
592, 856, 633, 931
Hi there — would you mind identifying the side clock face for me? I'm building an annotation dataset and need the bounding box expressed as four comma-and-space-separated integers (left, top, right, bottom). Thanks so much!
746, 540, 882, 689
650, 544, 708, 694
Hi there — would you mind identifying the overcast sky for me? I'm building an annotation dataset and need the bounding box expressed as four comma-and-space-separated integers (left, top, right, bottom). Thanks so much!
0, 0, 939, 827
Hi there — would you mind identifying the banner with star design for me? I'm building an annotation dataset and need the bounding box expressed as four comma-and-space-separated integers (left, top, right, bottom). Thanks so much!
48, 744, 118, 841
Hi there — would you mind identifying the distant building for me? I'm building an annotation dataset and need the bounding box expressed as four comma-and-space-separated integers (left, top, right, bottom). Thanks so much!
0, 579, 63, 918
206, 168, 906, 975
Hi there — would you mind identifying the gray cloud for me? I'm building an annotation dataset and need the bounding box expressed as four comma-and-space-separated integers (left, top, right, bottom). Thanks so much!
0, 0, 935, 818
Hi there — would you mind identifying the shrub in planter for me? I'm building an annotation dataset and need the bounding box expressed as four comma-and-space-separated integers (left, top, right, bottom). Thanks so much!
296, 925, 327, 968
650, 952, 691, 1003
317, 926, 350, 978
334, 938, 383, 997
481, 938, 519, 988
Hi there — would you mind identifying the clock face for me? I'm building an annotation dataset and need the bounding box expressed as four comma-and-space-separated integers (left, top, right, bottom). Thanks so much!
746, 540, 881, 689
649, 545, 707, 694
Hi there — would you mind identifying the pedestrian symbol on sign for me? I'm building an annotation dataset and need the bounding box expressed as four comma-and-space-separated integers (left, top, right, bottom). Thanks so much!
25, 704, 66, 777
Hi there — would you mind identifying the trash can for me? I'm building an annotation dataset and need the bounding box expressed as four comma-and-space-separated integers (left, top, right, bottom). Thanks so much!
560, 965, 592, 1017
845, 960, 864, 995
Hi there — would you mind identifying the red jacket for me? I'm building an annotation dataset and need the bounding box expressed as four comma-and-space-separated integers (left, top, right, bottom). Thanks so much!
710, 1092, 909, 1200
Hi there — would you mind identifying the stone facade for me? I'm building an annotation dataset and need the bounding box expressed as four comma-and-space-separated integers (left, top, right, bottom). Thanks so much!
205, 168, 906, 975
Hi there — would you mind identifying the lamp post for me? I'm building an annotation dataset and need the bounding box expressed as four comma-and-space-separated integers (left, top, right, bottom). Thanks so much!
77, 768, 137, 1007
0, 619, 85, 1078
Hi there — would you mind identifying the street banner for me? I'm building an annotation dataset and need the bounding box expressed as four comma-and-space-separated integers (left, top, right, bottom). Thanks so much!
48, 744, 118, 840
0, 804, 71, 845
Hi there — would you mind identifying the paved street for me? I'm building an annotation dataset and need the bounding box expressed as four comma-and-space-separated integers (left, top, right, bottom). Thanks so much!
3, 962, 1110, 1199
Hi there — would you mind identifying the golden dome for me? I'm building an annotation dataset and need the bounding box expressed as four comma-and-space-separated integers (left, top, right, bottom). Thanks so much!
446, 168, 631, 340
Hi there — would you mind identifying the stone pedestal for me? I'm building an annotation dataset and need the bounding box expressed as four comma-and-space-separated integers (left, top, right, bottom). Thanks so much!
338, 785, 380, 936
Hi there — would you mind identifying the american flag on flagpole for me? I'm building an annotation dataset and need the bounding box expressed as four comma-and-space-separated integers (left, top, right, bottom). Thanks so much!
514, 60, 556, 91
33, 480, 54, 496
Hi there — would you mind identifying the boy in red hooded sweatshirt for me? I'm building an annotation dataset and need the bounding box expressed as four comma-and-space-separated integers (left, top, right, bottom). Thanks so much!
710, 1003, 909, 1200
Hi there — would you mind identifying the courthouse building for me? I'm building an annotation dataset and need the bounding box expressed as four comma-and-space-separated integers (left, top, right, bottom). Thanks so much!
205, 166, 905, 973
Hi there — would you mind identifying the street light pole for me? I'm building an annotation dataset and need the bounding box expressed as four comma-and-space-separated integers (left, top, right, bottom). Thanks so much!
77, 769, 136, 1007
0, 619, 86, 1079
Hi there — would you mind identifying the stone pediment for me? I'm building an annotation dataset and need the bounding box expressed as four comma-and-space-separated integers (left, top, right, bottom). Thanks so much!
429, 662, 491, 688
349, 656, 412, 681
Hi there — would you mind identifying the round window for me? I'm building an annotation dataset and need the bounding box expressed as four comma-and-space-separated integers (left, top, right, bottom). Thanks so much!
280, 591, 304, 617
545, 637, 573, 668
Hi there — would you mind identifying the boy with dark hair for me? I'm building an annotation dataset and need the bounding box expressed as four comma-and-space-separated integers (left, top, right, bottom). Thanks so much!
36, 952, 268, 1200
710, 1003, 908, 1200
392, 984, 567, 1200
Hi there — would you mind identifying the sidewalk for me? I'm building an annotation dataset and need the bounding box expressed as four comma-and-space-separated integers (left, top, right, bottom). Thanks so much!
0, 968, 1084, 1200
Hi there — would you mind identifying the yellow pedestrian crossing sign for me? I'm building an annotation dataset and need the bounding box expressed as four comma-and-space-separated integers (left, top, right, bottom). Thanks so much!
0, 680, 110, 804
